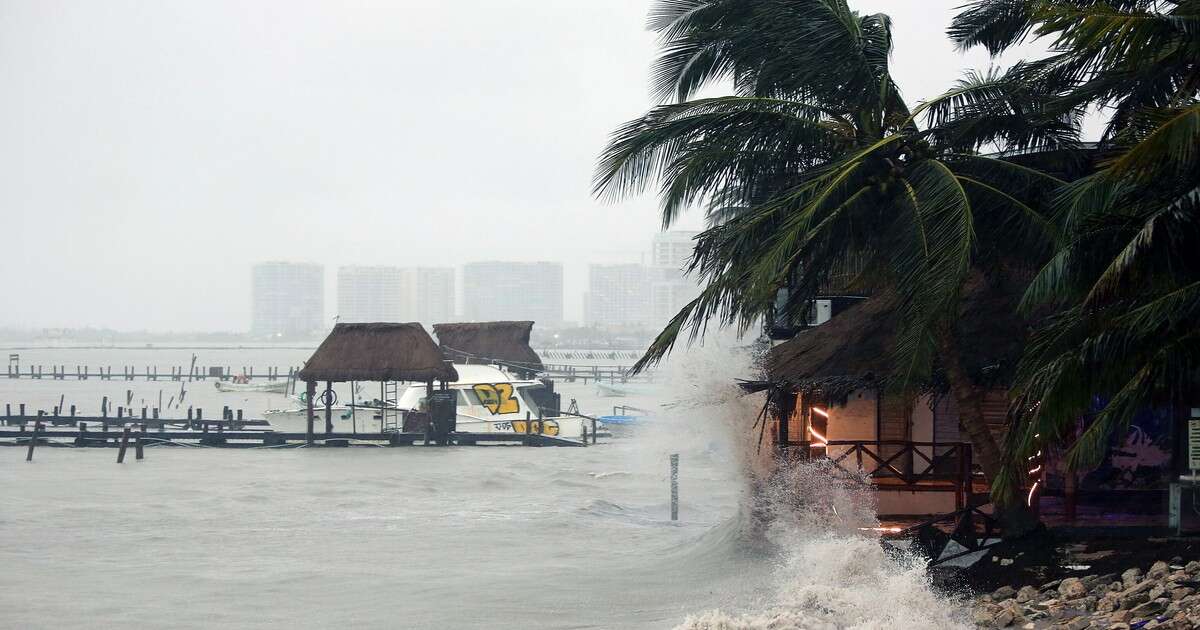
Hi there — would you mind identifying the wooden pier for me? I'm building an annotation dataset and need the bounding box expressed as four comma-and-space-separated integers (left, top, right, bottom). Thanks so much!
1, 426, 584, 448
2, 403, 589, 449
4, 361, 651, 384
5, 364, 293, 381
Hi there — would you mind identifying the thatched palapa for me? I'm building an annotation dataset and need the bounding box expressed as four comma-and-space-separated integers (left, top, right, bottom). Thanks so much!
433, 321, 544, 371
765, 271, 1028, 398
297, 323, 458, 383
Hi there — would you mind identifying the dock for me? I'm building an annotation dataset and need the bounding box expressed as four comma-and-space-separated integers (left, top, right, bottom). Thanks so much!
0, 426, 585, 448
4, 361, 652, 384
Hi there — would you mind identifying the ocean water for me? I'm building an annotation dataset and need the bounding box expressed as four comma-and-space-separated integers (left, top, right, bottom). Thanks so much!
0, 342, 969, 629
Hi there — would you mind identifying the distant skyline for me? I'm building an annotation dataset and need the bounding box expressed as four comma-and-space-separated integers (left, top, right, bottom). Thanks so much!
2, 0, 1089, 332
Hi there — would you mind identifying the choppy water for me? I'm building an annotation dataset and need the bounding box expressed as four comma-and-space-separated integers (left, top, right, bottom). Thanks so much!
0, 342, 969, 629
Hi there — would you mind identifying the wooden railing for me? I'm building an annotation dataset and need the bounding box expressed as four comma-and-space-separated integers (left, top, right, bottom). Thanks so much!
785, 440, 975, 508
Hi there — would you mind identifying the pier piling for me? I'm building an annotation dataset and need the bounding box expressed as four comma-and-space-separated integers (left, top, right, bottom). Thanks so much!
25, 422, 41, 462
670, 453, 679, 521
117, 426, 131, 463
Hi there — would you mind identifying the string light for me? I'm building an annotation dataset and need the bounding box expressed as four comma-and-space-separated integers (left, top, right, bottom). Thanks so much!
812, 407, 830, 418
1027, 480, 1040, 506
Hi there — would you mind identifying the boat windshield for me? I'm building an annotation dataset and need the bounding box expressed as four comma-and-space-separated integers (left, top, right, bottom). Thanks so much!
457, 389, 482, 407
517, 385, 542, 417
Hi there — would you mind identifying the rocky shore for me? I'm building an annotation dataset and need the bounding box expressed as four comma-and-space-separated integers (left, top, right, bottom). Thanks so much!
973, 559, 1200, 629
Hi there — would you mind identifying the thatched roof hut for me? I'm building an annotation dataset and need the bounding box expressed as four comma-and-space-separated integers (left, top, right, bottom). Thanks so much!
765, 272, 1028, 398
432, 321, 545, 371
297, 322, 458, 383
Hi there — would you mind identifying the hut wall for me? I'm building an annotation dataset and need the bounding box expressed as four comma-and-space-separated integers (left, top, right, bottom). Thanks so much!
933, 395, 962, 443
878, 394, 914, 474
825, 391, 877, 441
912, 395, 935, 462
821, 390, 877, 464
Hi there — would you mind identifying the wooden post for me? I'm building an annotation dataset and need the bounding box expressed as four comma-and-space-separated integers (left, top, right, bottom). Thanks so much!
117, 426, 131, 463
324, 380, 333, 435
300, 379, 314, 441
135, 426, 145, 460
670, 453, 679, 521
591, 418, 597, 445
26, 422, 40, 462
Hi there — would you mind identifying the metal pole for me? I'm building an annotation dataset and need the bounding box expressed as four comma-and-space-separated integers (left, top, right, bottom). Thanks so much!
670, 453, 679, 521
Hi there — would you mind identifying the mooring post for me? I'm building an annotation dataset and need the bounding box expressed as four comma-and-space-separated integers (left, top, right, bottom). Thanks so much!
581, 422, 588, 446
101, 396, 108, 417
324, 380, 333, 435
670, 453, 679, 521
591, 418, 598, 445
117, 426, 131, 463
19, 403, 26, 418
135, 425, 144, 460
70, 404, 76, 417
305, 380, 316, 445
26, 422, 41, 462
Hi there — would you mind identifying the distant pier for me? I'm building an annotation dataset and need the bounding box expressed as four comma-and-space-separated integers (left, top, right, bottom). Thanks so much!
4, 362, 651, 384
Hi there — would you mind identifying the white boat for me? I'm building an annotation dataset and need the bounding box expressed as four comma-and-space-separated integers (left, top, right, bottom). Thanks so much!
395, 364, 597, 439
214, 380, 289, 394
261, 365, 600, 439
263, 405, 356, 431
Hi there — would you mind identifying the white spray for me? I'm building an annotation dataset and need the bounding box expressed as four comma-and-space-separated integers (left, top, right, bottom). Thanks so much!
641, 332, 970, 629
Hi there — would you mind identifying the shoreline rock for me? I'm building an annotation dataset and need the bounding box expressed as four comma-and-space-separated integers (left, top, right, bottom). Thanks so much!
973, 559, 1200, 629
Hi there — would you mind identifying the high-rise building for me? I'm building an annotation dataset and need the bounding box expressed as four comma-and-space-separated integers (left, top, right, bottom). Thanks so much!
414, 267, 455, 324
462, 261, 563, 325
251, 262, 324, 337
584, 264, 649, 326
649, 231, 701, 325
651, 231, 698, 271
336, 266, 409, 323
336, 266, 455, 325
648, 266, 700, 325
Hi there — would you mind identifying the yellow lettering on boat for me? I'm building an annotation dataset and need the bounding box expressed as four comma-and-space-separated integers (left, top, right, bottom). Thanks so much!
472, 383, 519, 415
509, 419, 559, 436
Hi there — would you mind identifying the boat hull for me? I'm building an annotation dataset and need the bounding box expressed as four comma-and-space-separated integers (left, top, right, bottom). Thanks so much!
215, 381, 289, 394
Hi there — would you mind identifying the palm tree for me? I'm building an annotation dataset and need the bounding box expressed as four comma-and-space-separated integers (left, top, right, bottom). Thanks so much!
950, 1, 1200, 481
595, 0, 1074, 517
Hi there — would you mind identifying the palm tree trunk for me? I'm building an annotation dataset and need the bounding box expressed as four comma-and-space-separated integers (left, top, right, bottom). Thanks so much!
936, 326, 1037, 536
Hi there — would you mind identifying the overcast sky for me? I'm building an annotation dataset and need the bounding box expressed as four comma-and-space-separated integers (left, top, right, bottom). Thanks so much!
2, 0, 1058, 332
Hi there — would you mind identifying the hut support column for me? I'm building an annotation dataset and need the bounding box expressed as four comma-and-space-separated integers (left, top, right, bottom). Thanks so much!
325, 380, 333, 435
305, 380, 316, 445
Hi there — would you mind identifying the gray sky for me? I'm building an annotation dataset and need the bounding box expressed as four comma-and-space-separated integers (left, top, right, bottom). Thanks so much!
2, 0, 1056, 332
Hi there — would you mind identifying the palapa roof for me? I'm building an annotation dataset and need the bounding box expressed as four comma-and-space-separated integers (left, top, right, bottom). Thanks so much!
765, 272, 1027, 397
432, 321, 544, 371
297, 322, 458, 383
